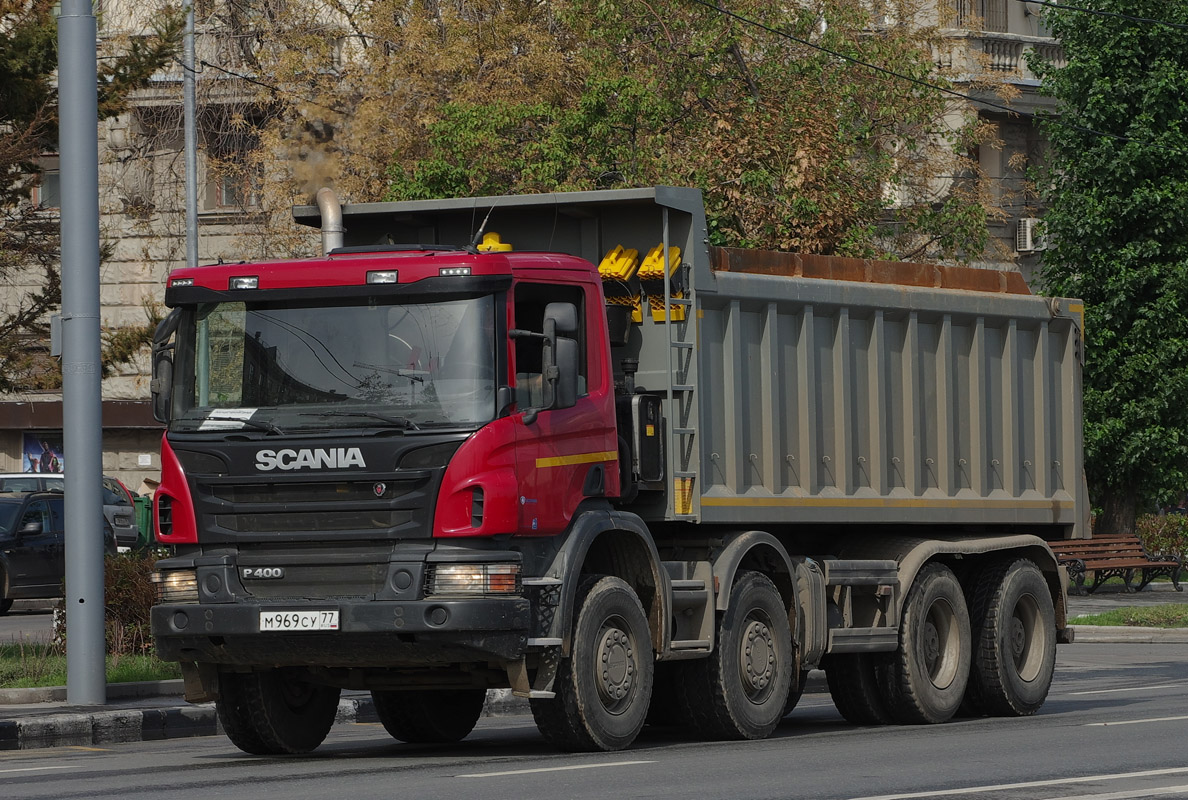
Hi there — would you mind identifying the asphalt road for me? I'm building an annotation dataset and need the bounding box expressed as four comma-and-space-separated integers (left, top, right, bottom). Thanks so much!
2, 642, 1187, 800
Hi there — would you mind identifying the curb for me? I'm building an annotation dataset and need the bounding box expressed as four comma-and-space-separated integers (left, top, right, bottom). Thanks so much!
0, 689, 531, 751
0, 680, 185, 706
1067, 625, 1188, 643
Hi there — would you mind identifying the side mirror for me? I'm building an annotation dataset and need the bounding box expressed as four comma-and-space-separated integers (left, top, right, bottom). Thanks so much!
151, 352, 173, 423
553, 337, 579, 410
543, 302, 578, 335
151, 309, 180, 424
20, 520, 42, 537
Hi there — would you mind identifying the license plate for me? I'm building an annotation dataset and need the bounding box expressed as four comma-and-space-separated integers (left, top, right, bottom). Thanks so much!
259, 610, 339, 631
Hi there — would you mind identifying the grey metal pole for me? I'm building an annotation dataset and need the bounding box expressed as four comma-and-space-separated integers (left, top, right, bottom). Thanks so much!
58, 0, 106, 705
183, 3, 198, 268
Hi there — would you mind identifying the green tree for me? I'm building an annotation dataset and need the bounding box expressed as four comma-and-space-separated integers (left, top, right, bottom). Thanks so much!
230, 0, 1005, 263
0, 0, 181, 391
1032, 1, 1188, 532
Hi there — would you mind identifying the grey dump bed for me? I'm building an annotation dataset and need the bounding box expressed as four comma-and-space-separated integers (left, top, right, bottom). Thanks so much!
296, 186, 1086, 536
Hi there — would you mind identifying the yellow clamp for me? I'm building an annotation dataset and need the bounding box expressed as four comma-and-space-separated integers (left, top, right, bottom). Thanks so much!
599, 245, 640, 280
639, 244, 681, 280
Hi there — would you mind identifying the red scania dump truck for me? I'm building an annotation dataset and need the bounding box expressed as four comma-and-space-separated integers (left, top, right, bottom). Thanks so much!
149, 186, 1085, 754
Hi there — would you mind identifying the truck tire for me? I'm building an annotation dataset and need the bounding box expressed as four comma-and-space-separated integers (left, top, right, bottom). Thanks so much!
965, 559, 1056, 716
824, 654, 893, 724
883, 563, 971, 724
216, 669, 341, 755
783, 669, 811, 717
531, 575, 653, 751
371, 688, 486, 743
678, 571, 793, 740
0, 598, 11, 616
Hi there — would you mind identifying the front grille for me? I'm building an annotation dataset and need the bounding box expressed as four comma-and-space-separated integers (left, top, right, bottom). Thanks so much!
209, 481, 413, 503
215, 509, 413, 533
241, 563, 388, 599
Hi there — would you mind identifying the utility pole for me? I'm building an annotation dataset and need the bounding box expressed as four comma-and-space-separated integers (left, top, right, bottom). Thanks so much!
58, 0, 106, 706
184, 2, 198, 268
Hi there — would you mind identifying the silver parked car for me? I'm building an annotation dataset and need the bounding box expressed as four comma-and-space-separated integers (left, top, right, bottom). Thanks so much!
0, 473, 140, 550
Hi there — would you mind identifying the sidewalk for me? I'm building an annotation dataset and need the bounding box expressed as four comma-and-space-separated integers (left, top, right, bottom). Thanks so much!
0, 582, 1182, 751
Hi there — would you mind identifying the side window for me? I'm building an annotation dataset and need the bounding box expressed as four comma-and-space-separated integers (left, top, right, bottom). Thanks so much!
20, 501, 50, 533
48, 498, 65, 533
513, 283, 587, 408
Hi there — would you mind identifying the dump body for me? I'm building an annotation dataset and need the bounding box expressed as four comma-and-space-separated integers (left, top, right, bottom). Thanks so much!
294, 185, 1087, 536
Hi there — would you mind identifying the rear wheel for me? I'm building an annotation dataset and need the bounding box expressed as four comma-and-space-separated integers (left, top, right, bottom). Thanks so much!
825, 653, 893, 725
371, 688, 486, 743
0, 598, 11, 616
883, 563, 971, 724
678, 571, 793, 740
531, 575, 654, 751
216, 669, 341, 754
965, 559, 1056, 716
783, 669, 811, 717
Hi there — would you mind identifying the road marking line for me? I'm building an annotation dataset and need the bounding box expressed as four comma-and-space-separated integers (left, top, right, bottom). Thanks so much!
847, 766, 1188, 799
1071, 683, 1187, 695
1039, 785, 1188, 800
458, 760, 656, 778
0, 766, 76, 775
1084, 715, 1188, 727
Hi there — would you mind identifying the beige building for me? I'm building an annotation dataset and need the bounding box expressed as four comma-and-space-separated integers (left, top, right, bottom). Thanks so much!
0, 0, 1062, 492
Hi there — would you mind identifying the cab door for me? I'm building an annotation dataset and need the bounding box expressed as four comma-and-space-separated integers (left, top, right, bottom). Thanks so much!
512, 279, 618, 535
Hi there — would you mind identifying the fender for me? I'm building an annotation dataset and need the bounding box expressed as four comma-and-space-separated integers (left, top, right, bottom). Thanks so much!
711, 530, 801, 614
826, 533, 1067, 632
535, 502, 667, 657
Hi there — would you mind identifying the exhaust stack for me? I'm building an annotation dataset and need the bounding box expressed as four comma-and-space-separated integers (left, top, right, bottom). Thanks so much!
316, 187, 344, 255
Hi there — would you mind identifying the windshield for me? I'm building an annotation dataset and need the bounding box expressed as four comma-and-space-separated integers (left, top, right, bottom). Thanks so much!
171, 295, 497, 432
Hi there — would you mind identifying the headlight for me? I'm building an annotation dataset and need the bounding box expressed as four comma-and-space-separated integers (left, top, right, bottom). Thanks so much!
151, 569, 199, 603
426, 563, 521, 596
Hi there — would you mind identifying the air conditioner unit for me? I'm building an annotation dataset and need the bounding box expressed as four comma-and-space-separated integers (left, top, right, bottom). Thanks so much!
1016, 217, 1046, 253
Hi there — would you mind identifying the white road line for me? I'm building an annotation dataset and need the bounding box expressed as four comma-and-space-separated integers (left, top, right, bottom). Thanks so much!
847, 767, 1188, 800
458, 760, 656, 778
1039, 785, 1188, 800
0, 766, 76, 775
1071, 683, 1187, 695
1084, 715, 1188, 727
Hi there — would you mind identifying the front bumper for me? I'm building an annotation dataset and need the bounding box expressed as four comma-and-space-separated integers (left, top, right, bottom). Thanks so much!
152, 596, 531, 667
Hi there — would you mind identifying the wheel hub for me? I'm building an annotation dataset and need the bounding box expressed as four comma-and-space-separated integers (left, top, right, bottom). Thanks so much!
1010, 615, 1027, 662
595, 623, 636, 713
740, 618, 777, 701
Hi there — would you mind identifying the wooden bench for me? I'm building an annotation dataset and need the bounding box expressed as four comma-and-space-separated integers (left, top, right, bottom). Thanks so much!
1052, 534, 1182, 595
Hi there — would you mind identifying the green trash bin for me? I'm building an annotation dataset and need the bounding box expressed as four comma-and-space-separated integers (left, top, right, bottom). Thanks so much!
134, 494, 154, 548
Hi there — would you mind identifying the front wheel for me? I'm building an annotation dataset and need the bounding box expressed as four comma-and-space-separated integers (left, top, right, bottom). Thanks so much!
679, 571, 793, 740
371, 688, 486, 743
216, 669, 341, 754
883, 563, 971, 724
531, 575, 654, 751
965, 559, 1056, 716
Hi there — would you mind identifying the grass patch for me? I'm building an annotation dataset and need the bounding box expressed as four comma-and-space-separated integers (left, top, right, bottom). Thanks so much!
0, 641, 181, 689
1068, 605, 1188, 628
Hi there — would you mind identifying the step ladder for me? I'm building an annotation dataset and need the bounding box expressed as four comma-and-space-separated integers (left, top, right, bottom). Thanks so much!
661, 208, 698, 522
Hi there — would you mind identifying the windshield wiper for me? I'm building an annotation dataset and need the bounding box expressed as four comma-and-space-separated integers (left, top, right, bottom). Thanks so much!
314, 411, 421, 430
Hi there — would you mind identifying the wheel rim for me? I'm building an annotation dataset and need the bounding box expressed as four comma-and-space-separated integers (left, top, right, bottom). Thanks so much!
921, 598, 960, 690
594, 615, 637, 715
739, 613, 778, 704
278, 676, 318, 711
1010, 592, 1044, 682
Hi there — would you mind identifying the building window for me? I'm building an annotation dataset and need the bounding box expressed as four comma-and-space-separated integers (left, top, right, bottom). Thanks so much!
953, 0, 1007, 32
